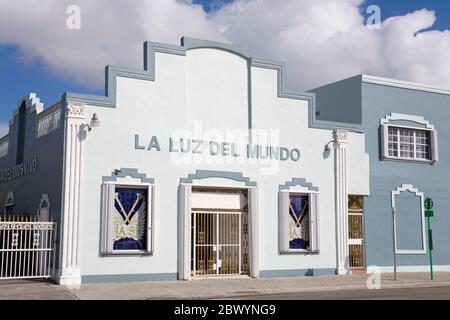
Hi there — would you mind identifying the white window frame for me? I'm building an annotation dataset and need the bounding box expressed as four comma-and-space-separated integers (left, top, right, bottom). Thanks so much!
38, 194, 50, 221
101, 180, 155, 255
4, 191, 15, 215
391, 184, 427, 255
381, 113, 438, 164
279, 189, 320, 253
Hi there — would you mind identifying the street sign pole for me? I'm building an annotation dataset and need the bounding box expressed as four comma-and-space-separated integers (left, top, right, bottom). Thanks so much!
427, 216, 434, 280
424, 197, 434, 281
392, 207, 397, 281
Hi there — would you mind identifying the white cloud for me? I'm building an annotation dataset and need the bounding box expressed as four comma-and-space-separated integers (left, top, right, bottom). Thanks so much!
213, 0, 450, 90
0, 122, 9, 137
0, 0, 222, 87
1, 0, 450, 92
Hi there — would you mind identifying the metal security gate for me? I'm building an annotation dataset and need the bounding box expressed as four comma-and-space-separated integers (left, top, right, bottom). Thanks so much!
191, 210, 249, 276
0, 217, 56, 280
348, 196, 366, 269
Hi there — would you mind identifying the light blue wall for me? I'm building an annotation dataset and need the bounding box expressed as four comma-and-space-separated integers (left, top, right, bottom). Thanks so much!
362, 83, 450, 267
312, 76, 450, 268
309, 75, 363, 125
395, 192, 423, 251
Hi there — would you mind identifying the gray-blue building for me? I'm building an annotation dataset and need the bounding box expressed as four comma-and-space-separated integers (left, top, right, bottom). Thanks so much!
312, 74, 449, 272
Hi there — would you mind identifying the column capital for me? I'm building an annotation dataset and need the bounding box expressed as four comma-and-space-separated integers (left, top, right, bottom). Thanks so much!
65, 103, 85, 119
333, 130, 348, 148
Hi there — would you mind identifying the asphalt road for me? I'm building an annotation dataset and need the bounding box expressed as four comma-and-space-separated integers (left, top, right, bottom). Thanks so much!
232, 286, 450, 300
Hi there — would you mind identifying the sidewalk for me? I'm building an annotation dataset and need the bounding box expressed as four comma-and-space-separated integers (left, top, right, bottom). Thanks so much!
1, 272, 449, 300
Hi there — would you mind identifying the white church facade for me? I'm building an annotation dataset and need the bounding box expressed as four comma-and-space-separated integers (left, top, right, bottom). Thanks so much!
0, 37, 370, 285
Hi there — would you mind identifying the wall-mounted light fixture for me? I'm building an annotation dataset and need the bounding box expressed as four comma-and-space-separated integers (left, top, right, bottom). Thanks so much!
324, 140, 335, 152
88, 113, 101, 131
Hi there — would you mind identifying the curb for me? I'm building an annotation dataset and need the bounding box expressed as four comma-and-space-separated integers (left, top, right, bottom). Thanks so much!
141, 281, 450, 300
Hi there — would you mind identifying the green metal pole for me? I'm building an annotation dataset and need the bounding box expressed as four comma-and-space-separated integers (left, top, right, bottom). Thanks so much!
427, 216, 434, 281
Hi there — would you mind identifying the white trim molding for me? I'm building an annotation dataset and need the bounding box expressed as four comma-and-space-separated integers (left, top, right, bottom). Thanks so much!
391, 184, 427, 255
380, 113, 434, 130
333, 130, 351, 275
363, 75, 450, 96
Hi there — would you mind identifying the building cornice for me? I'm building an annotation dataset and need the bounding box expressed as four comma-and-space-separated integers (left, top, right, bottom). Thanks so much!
362, 75, 450, 96
63, 36, 363, 132
9, 93, 44, 126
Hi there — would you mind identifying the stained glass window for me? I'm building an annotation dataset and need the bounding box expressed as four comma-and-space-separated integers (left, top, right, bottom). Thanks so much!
288, 194, 310, 250
113, 187, 148, 251
279, 190, 319, 253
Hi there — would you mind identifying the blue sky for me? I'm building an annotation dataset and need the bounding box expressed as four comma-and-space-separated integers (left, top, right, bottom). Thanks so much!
1, 0, 449, 127
193, 0, 233, 12
365, 0, 450, 30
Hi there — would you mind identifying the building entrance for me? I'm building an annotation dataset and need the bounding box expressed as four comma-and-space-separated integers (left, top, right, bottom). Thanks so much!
348, 196, 366, 269
191, 189, 249, 277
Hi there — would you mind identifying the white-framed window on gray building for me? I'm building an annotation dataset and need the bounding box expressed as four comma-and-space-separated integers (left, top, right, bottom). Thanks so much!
38, 194, 50, 221
100, 169, 154, 255
381, 113, 438, 163
16, 101, 27, 165
391, 184, 427, 255
4, 191, 15, 215
278, 179, 320, 253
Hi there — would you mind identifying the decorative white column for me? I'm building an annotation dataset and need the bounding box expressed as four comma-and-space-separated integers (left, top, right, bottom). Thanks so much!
179, 184, 192, 280
58, 104, 85, 286
333, 130, 351, 275
248, 187, 259, 278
